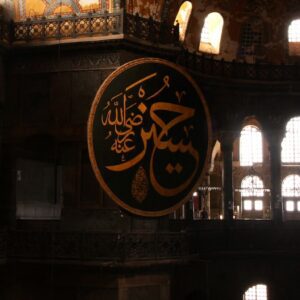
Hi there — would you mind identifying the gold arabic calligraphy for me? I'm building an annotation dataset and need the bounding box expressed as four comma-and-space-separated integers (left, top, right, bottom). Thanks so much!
101, 72, 199, 197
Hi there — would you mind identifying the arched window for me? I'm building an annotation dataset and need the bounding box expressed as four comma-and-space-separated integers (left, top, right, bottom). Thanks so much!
282, 175, 300, 212
174, 1, 192, 42
282, 117, 300, 163
288, 19, 300, 55
240, 125, 263, 166
243, 284, 268, 300
199, 12, 223, 54
241, 176, 264, 212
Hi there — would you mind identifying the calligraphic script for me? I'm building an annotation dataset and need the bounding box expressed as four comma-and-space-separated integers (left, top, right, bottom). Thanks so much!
88, 58, 212, 216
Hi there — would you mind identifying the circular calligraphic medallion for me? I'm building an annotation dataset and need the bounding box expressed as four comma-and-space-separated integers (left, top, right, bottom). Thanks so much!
88, 58, 212, 217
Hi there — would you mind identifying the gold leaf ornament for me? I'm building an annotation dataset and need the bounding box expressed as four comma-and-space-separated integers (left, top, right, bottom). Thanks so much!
131, 166, 149, 203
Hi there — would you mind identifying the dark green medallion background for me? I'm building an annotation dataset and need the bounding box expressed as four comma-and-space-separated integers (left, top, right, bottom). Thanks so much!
88, 58, 212, 217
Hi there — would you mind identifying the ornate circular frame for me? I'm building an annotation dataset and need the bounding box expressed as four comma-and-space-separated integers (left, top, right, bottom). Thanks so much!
87, 57, 212, 217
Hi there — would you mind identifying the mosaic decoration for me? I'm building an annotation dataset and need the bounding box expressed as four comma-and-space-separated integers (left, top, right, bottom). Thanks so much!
2, 0, 117, 21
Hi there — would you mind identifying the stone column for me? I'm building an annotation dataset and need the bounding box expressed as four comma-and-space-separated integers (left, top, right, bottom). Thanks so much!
184, 199, 193, 220
102, 0, 107, 11
0, 53, 4, 165
0, 49, 4, 98
220, 132, 235, 220
266, 129, 284, 222
0, 51, 5, 224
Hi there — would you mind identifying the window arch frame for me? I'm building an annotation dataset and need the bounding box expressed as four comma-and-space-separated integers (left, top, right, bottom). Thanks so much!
288, 18, 300, 56
281, 116, 300, 164
199, 11, 224, 54
239, 124, 263, 167
282, 174, 300, 212
173, 1, 193, 42
242, 283, 268, 300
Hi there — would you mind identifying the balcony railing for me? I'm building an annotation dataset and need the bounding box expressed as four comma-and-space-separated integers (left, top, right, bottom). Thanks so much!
176, 51, 300, 81
125, 13, 178, 44
1, 10, 300, 82
13, 10, 124, 42
1, 10, 177, 45
0, 222, 297, 262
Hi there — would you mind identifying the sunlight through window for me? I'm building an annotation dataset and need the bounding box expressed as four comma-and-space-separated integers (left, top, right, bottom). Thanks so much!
289, 19, 300, 42
282, 117, 300, 163
243, 284, 268, 300
174, 1, 192, 42
241, 176, 264, 213
244, 200, 252, 211
286, 200, 295, 212
297, 201, 300, 211
282, 175, 300, 197
199, 12, 223, 54
240, 125, 263, 166
288, 19, 300, 55
241, 176, 264, 197
282, 175, 300, 212
254, 200, 263, 211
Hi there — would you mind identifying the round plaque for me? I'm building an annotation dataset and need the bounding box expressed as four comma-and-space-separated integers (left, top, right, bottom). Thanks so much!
88, 58, 212, 216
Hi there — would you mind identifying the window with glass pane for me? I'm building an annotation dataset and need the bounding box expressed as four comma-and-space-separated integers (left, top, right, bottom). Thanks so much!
282, 117, 300, 163
288, 19, 300, 55
241, 176, 264, 213
282, 175, 300, 197
289, 19, 300, 42
174, 1, 192, 42
241, 176, 264, 197
244, 200, 252, 211
199, 12, 223, 54
243, 284, 268, 300
254, 200, 263, 211
286, 200, 295, 212
240, 125, 263, 166
282, 174, 300, 212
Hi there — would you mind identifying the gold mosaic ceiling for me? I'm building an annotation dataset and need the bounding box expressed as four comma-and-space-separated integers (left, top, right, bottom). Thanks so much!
0, 0, 116, 21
